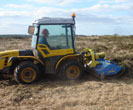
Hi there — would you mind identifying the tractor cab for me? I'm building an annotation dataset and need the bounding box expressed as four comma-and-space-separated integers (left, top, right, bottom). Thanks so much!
29, 16, 76, 58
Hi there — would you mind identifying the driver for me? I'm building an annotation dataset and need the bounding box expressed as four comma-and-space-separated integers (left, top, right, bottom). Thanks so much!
39, 28, 50, 47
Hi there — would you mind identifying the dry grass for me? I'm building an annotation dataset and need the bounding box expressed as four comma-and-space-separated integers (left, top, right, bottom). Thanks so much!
0, 36, 133, 110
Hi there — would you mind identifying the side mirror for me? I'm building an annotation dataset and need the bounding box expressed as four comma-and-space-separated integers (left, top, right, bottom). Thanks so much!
28, 26, 35, 35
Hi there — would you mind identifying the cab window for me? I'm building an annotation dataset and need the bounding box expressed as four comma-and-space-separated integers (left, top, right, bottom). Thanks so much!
38, 24, 73, 50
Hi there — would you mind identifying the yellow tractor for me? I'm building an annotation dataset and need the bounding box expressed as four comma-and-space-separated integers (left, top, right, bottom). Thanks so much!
0, 13, 125, 84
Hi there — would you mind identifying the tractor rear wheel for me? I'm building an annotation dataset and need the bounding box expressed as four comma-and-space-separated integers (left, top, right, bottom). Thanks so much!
58, 60, 83, 80
14, 61, 40, 84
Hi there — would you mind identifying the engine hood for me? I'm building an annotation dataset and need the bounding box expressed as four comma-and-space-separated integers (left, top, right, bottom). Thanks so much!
0, 49, 34, 70
0, 50, 19, 57
0, 49, 33, 57
0, 50, 19, 70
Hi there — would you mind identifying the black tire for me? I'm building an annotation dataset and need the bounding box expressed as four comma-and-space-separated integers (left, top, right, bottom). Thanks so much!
58, 60, 83, 80
14, 61, 40, 84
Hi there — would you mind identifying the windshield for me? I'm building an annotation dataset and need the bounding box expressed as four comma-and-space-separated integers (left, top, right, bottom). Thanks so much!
31, 25, 38, 48
38, 24, 74, 50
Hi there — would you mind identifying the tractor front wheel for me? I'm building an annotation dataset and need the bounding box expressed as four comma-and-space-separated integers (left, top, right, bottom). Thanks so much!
58, 60, 83, 80
14, 61, 40, 84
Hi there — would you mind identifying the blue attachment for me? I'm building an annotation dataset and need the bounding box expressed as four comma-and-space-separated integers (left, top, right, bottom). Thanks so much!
93, 58, 124, 75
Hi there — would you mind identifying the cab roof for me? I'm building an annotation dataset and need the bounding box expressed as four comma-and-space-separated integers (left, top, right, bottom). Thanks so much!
34, 17, 74, 24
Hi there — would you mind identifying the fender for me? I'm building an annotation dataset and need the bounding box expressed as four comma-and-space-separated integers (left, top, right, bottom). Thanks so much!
55, 54, 80, 70
8, 56, 44, 65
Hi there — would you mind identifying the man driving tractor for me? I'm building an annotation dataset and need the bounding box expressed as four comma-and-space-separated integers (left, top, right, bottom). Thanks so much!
38, 28, 50, 47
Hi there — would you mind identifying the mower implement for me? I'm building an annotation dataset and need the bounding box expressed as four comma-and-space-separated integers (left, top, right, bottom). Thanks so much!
0, 13, 125, 84
84, 49, 125, 79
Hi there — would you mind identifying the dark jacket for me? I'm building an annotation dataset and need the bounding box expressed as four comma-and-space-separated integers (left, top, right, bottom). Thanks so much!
38, 36, 50, 48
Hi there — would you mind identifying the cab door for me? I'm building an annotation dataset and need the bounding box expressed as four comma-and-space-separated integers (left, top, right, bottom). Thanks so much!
37, 24, 74, 74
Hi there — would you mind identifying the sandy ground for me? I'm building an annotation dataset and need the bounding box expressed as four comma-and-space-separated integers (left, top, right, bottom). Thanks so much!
0, 36, 133, 110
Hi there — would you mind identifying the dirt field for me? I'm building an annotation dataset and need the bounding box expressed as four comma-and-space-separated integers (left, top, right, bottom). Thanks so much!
0, 36, 133, 110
